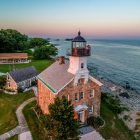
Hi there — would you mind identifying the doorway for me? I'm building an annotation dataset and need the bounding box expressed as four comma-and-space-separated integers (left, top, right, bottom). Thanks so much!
78, 111, 84, 123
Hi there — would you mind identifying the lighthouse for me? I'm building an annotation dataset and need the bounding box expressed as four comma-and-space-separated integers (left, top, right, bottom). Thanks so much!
38, 31, 102, 123
68, 31, 91, 85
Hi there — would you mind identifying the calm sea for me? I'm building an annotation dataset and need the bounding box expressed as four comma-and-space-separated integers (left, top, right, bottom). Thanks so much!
52, 39, 140, 93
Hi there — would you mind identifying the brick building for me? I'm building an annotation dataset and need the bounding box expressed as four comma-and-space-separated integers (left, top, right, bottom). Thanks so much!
37, 32, 103, 124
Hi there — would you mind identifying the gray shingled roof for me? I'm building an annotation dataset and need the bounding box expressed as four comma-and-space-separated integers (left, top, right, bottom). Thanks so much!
9, 66, 38, 83
38, 60, 74, 93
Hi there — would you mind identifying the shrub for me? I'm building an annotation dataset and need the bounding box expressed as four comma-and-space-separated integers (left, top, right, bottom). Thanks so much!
87, 116, 104, 129
123, 115, 129, 121
17, 87, 23, 93
31, 81, 37, 86
0, 75, 6, 89
101, 93, 127, 114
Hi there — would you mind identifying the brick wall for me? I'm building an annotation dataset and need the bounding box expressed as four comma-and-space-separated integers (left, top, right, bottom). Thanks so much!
37, 80, 56, 114
57, 79, 101, 117
38, 78, 101, 118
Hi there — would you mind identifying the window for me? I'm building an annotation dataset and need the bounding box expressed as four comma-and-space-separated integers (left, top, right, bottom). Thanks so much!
75, 93, 78, 101
79, 92, 84, 100
89, 105, 93, 113
78, 79, 81, 84
89, 89, 95, 98
81, 63, 84, 69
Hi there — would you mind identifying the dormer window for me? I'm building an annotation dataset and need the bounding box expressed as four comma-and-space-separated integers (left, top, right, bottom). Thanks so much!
81, 63, 84, 69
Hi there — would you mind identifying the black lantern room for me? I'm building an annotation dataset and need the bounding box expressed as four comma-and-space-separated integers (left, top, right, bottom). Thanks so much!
68, 31, 91, 57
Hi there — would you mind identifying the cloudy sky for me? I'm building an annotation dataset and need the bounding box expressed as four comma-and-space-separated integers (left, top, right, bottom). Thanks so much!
0, 0, 140, 38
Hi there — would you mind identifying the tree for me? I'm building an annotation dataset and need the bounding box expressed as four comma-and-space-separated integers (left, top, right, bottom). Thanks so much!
29, 38, 49, 48
33, 44, 58, 59
0, 75, 6, 89
46, 96, 79, 140
0, 29, 28, 52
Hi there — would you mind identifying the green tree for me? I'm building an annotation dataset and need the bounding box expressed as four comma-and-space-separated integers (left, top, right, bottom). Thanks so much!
0, 29, 28, 52
29, 38, 49, 48
0, 76, 6, 89
46, 96, 79, 140
33, 44, 58, 59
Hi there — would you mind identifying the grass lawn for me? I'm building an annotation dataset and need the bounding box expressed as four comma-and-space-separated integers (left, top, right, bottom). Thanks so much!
0, 92, 34, 134
7, 135, 18, 140
0, 59, 53, 73
99, 95, 136, 140
23, 101, 47, 140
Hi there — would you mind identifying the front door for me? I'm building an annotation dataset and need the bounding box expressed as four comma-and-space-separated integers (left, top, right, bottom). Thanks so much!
78, 111, 84, 124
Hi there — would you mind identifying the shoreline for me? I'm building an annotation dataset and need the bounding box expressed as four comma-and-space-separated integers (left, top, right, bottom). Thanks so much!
96, 76, 140, 132
99, 77, 140, 111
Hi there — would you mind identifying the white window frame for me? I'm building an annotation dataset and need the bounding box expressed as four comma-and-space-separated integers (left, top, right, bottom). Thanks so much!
89, 105, 94, 114
89, 89, 95, 98
79, 92, 84, 100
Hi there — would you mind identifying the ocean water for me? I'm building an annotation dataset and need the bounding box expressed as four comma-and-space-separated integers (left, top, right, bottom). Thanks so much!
52, 39, 140, 93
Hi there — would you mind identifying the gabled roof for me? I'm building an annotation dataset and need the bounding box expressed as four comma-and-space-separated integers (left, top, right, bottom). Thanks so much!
0, 53, 28, 59
9, 66, 38, 83
38, 60, 74, 93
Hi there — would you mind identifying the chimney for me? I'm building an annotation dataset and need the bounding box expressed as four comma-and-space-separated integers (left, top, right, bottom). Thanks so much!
59, 56, 65, 64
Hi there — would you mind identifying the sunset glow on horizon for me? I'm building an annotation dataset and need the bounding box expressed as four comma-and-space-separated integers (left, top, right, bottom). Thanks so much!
0, 0, 140, 39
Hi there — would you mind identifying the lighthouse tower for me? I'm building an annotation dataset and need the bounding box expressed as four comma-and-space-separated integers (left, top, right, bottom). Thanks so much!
68, 31, 91, 85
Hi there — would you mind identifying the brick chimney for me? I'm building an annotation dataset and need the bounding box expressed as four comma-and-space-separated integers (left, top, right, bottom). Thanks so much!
59, 56, 65, 64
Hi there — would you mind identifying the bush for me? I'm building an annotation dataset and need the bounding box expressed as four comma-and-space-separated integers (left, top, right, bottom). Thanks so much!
17, 87, 23, 93
0, 75, 6, 89
31, 81, 37, 86
87, 116, 104, 129
101, 93, 127, 114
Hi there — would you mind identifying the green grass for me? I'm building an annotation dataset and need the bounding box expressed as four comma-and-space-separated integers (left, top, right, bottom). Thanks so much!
23, 101, 47, 140
0, 59, 53, 73
7, 135, 18, 140
99, 94, 136, 140
0, 92, 34, 134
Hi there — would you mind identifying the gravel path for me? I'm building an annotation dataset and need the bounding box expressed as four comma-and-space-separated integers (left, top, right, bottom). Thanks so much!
0, 97, 36, 140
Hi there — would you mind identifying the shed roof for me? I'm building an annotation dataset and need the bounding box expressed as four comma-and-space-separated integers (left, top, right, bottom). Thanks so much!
0, 53, 28, 59
9, 66, 38, 83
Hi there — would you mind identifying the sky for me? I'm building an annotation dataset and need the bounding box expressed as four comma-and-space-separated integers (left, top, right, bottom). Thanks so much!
0, 0, 140, 39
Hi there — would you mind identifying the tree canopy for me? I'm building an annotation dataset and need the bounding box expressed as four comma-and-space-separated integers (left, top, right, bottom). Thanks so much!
45, 96, 79, 140
33, 44, 58, 59
0, 29, 28, 52
29, 37, 49, 48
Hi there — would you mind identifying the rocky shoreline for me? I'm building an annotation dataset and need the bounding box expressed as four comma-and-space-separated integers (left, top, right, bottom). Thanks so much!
97, 76, 140, 135
100, 78, 140, 112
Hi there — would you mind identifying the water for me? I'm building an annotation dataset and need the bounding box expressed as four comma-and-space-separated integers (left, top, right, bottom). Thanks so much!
51, 39, 140, 93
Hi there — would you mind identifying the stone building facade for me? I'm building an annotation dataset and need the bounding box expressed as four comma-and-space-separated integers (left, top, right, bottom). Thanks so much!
37, 32, 103, 124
